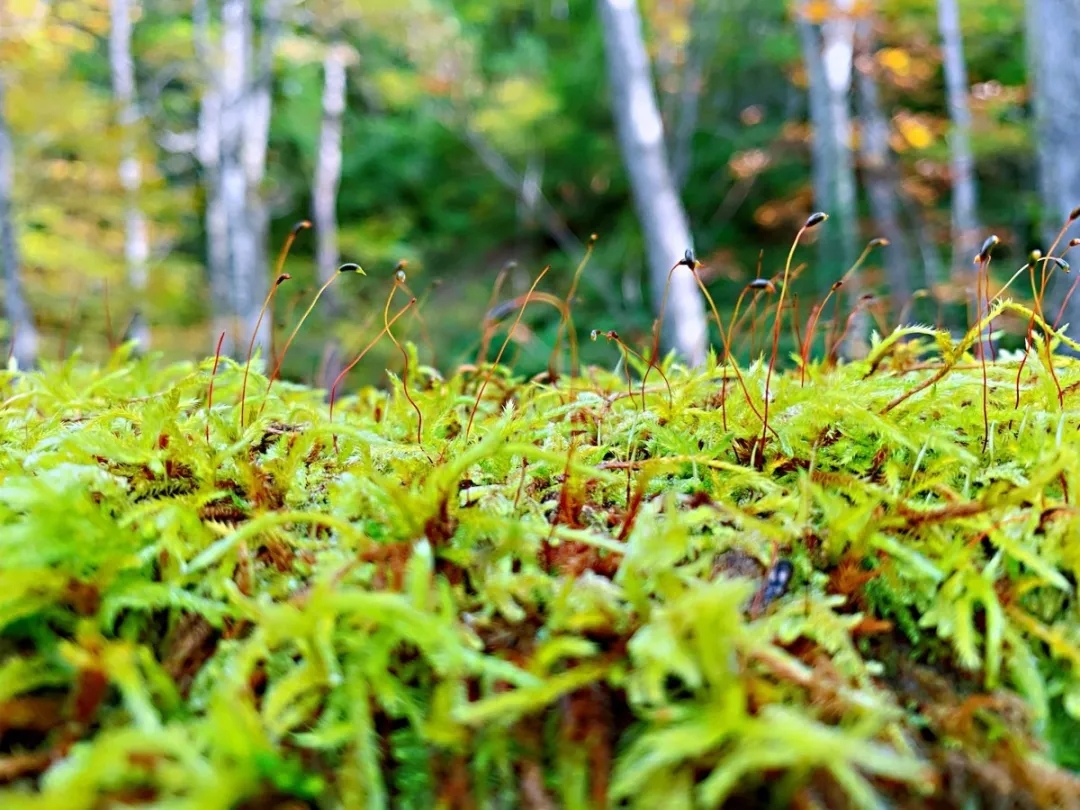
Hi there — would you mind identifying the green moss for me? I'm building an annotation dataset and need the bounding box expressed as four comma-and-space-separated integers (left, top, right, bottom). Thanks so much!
2, 307, 1080, 808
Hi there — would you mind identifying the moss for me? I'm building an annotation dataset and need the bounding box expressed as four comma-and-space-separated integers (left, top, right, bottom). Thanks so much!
2, 303, 1080, 809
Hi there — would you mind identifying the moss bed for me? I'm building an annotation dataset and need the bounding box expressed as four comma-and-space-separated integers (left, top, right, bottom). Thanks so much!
4, 293, 1080, 809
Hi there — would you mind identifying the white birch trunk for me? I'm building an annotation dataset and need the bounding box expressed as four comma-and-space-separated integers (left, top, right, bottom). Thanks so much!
937, 0, 980, 276
239, 0, 286, 358
796, 13, 839, 278
314, 42, 348, 389
801, 0, 864, 355
670, 0, 726, 190
855, 21, 914, 317
821, 0, 859, 274
197, 0, 281, 359
194, 0, 233, 356
0, 75, 37, 369
596, 0, 707, 366
314, 43, 347, 296
220, 0, 252, 357
109, 0, 151, 351
1031, 0, 1080, 343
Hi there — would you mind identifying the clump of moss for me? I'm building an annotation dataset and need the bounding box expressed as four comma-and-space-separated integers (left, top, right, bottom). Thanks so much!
2, 296, 1080, 809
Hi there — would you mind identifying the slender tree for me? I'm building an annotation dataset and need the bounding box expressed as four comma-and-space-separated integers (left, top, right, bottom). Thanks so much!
314, 41, 349, 389
109, 0, 151, 350
0, 74, 37, 369
796, 7, 838, 277
1030, 0, 1080, 342
194, 0, 232, 355
240, 0, 285, 356
937, 0, 980, 282
195, 0, 283, 359
821, 0, 859, 277
669, 0, 727, 190
596, 0, 707, 366
798, 0, 864, 355
219, 0, 255, 356
855, 18, 914, 317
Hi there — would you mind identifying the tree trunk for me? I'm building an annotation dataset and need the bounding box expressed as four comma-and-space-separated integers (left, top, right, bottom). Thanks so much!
855, 20, 914, 319
670, 0, 726, 190
240, 0, 285, 360
194, 0, 233, 356
821, 0, 860, 278
220, 0, 254, 358
596, 0, 707, 367
0, 75, 37, 370
196, 0, 280, 361
799, 0, 864, 356
1031, 0, 1080, 343
314, 42, 348, 390
796, 12, 839, 278
937, 0, 980, 282
109, 0, 151, 351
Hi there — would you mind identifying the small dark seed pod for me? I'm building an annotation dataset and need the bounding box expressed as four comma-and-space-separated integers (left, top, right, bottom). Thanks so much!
976, 235, 1000, 263
291, 220, 312, 235
338, 262, 364, 274
805, 211, 828, 228
275, 273, 291, 286
1070, 206, 1080, 222
749, 278, 776, 292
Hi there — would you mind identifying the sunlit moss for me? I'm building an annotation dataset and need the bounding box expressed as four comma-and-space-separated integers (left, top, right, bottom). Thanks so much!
2, 315, 1080, 807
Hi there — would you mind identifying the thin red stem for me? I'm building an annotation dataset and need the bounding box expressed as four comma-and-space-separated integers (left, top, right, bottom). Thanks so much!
258, 264, 363, 420
762, 216, 823, 459
240, 273, 292, 430
641, 259, 687, 412
103, 278, 116, 352
329, 299, 417, 450
206, 330, 226, 445
384, 272, 431, 462
466, 266, 550, 443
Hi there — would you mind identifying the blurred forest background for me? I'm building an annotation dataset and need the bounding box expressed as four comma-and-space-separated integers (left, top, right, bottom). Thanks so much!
1, 0, 1076, 387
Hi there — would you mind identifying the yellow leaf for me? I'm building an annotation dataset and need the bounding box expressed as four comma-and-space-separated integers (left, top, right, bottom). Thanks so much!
667, 19, 691, 49
898, 118, 933, 150
878, 48, 911, 78
801, 0, 832, 25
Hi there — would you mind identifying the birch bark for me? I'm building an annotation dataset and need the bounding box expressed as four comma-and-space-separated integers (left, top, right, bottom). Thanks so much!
596, 0, 708, 366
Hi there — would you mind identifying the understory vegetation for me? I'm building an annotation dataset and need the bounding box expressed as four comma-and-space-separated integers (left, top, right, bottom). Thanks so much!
5, 248, 1080, 809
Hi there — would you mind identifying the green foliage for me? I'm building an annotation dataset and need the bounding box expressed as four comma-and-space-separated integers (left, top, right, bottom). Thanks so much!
3, 305, 1080, 807
3, 0, 1040, 375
